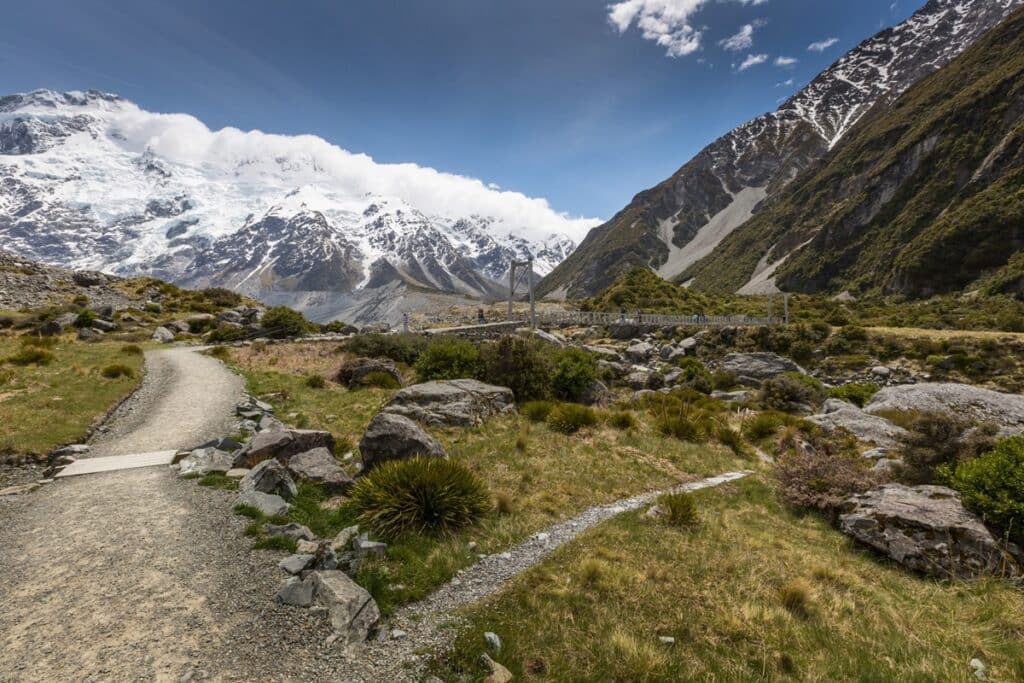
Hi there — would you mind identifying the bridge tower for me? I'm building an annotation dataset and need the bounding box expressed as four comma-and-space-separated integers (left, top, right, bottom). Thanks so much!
507, 256, 536, 329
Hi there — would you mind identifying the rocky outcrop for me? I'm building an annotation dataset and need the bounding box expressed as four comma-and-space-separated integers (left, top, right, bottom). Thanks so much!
720, 352, 804, 383
235, 428, 336, 468
866, 382, 1024, 435
808, 399, 909, 451
286, 448, 354, 494
238, 459, 298, 501
358, 413, 447, 471
382, 379, 515, 427
335, 357, 402, 389
839, 484, 1020, 579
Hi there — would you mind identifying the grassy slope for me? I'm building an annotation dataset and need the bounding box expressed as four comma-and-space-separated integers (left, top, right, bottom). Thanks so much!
225, 342, 747, 613
683, 7, 1024, 298
439, 477, 1024, 682
0, 336, 144, 456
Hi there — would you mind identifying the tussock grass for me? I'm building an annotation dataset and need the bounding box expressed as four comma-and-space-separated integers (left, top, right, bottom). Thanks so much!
100, 363, 134, 379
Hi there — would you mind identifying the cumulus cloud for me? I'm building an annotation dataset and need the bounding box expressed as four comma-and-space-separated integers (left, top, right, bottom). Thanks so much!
608, 0, 769, 58
773, 56, 797, 66
737, 53, 768, 71
108, 103, 600, 242
808, 37, 839, 52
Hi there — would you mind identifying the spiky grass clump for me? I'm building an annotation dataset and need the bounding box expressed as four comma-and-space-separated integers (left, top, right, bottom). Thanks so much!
657, 491, 699, 527
100, 364, 135, 379
350, 457, 491, 538
20, 335, 58, 348
120, 344, 144, 356
6, 348, 56, 366
521, 400, 555, 423
305, 373, 326, 389
546, 403, 598, 434
607, 411, 636, 430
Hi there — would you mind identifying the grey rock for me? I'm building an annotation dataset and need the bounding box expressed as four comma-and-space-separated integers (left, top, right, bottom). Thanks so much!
331, 525, 360, 551
310, 570, 381, 644
871, 366, 892, 378
335, 357, 403, 389
263, 522, 315, 542
286, 447, 354, 494
629, 389, 656, 403
239, 459, 298, 500
624, 341, 655, 363
177, 447, 234, 477
275, 576, 315, 607
382, 379, 515, 427
839, 484, 1020, 579
33, 320, 64, 337
720, 352, 805, 381
152, 326, 174, 343
711, 390, 752, 402
91, 318, 117, 332
624, 370, 657, 391
680, 336, 699, 354
578, 380, 613, 406
484, 631, 502, 653
235, 428, 336, 467
359, 412, 447, 471
608, 322, 640, 340
866, 382, 1024, 435
807, 401, 908, 450
237, 490, 290, 517
353, 534, 387, 561
279, 554, 315, 575
77, 327, 102, 341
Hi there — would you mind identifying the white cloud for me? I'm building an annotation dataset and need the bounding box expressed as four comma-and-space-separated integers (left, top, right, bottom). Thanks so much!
773, 56, 798, 66
776, 78, 794, 87
108, 103, 600, 242
807, 37, 839, 52
737, 53, 768, 71
718, 20, 766, 52
608, 0, 769, 58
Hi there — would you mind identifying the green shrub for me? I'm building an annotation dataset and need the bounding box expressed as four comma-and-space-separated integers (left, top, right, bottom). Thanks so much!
711, 370, 738, 391
828, 382, 880, 408
899, 412, 970, 484
361, 370, 402, 389
478, 336, 553, 402
742, 411, 788, 440
944, 435, 1024, 543
349, 457, 491, 538
120, 344, 144, 356
656, 414, 703, 442
762, 373, 825, 411
71, 309, 96, 329
608, 411, 636, 430
546, 403, 598, 434
551, 348, 598, 402
305, 373, 326, 389
260, 306, 311, 339
144, 302, 162, 314
100, 364, 134, 379
414, 336, 480, 381
346, 333, 428, 365
200, 287, 242, 308
205, 325, 249, 343
6, 348, 55, 366
715, 424, 745, 454
522, 400, 555, 423
657, 491, 699, 527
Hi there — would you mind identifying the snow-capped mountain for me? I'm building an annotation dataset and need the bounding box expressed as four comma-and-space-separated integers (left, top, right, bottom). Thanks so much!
0, 89, 581, 308
538, 0, 1024, 299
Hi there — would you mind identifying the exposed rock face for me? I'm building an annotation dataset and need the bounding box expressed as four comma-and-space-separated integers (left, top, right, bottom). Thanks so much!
238, 459, 298, 501
382, 379, 515, 427
237, 490, 290, 517
866, 382, 1024, 435
176, 448, 234, 477
808, 399, 909, 450
839, 484, 1020, 579
335, 357, 402, 389
286, 447, 354, 494
358, 413, 447, 471
720, 352, 805, 383
310, 570, 381, 644
235, 429, 336, 468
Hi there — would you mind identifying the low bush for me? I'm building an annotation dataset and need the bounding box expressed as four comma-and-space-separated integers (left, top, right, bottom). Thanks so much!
100, 364, 134, 379
260, 306, 311, 339
361, 370, 402, 389
657, 491, 699, 527
6, 348, 55, 366
711, 370, 738, 391
20, 335, 57, 348
349, 457, 491, 538
550, 348, 598, 402
780, 578, 812, 618
898, 412, 977, 484
774, 438, 878, 515
73, 310, 96, 329
607, 411, 636, 430
478, 336, 553, 402
346, 333, 428, 365
414, 336, 480, 381
762, 373, 825, 411
656, 414, 704, 442
521, 400, 555, 423
120, 344, 144, 356
742, 411, 788, 440
208, 345, 231, 360
206, 325, 249, 344
200, 287, 242, 308
828, 382, 880, 408
305, 373, 326, 389
944, 435, 1024, 543
715, 424, 745, 455
546, 403, 598, 434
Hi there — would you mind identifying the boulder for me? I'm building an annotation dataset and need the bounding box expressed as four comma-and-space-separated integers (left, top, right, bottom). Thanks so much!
310, 570, 381, 644
382, 379, 515, 427
152, 326, 174, 343
237, 490, 290, 517
287, 447, 354, 494
578, 380, 613, 406
839, 485, 1020, 580
608, 322, 640, 340
679, 336, 699, 354
276, 576, 315, 607
807, 400, 909, 450
279, 554, 315, 575
235, 428, 335, 467
335, 357, 403, 389
263, 522, 315, 542
866, 383, 1024, 435
72, 271, 106, 287
358, 413, 447, 471
624, 341, 655, 363
624, 370, 658, 391
177, 448, 234, 477
720, 352, 805, 383
91, 318, 118, 332
238, 459, 298, 500
33, 320, 64, 337
77, 327, 102, 341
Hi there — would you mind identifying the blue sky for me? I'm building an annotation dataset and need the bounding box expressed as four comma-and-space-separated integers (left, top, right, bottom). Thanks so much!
1, 0, 915, 221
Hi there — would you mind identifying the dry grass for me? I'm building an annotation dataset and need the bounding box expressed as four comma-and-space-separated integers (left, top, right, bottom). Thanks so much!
866, 326, 1024, 341
439, 477, 1024, 681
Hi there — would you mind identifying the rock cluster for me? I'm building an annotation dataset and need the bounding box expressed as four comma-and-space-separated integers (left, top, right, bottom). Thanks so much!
382, 379, 515, 427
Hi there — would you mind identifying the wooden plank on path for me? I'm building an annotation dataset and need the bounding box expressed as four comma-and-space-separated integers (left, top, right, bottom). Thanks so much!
54, 451, 178, 478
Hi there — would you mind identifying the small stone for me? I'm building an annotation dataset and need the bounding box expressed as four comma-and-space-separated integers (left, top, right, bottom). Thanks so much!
263, 522, 315, 542
970, 658, 987, 680
296, 539, 319, 554
390, 629, 408, 639
499, 552, 512, 560
484, 631, 502, 653
331, 525, 360, 551
225, 468, 249, 479
659, 636, 676, 645
467, 541, 478, 551
278, 554, 315, 575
